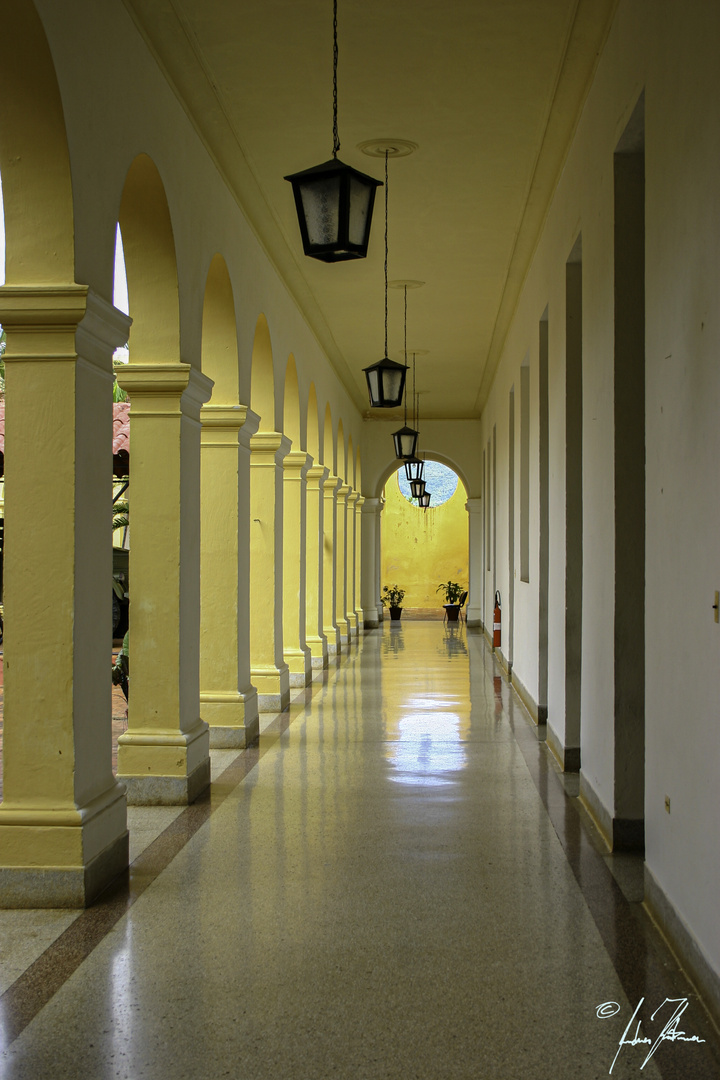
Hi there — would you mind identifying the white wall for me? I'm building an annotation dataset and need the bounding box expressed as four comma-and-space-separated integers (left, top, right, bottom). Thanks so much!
478, 0, 720, 990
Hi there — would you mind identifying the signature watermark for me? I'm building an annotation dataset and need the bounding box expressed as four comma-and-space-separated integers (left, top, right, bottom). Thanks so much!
596, 996, 705, 1073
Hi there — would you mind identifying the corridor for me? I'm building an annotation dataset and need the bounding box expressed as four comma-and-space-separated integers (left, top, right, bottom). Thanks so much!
1, 623, 718, 1080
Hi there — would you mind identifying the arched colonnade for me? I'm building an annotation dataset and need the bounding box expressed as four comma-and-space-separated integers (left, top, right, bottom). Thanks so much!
0, 1, 364, 906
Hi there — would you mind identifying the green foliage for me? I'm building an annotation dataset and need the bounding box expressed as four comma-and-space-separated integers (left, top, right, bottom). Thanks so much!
113, 352, 129, 401
436, 580, 463, 604
381, 584, 405, 608
113, 499, 129, 532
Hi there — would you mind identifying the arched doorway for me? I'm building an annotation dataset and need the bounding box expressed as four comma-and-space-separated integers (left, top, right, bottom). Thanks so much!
381, 461, 469, 619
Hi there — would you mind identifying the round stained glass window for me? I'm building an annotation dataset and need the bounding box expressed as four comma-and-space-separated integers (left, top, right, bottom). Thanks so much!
397, 462, 459, 507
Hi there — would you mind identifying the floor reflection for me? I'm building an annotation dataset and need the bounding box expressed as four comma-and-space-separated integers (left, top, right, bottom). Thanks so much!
439, 624, 468, 656
388, 697, 466, 786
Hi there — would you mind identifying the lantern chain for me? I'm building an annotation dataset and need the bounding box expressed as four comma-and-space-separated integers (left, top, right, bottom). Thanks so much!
403, 285, 408, 424
384, 150, 389, 357
332, 0, 340, 157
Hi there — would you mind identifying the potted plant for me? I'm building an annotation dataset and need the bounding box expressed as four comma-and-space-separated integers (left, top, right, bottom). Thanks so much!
381, 584, 406, 621
437, 579, 464, 622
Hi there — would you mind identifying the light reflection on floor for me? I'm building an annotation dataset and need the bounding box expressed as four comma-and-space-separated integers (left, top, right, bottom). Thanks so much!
388, 702, 466, 786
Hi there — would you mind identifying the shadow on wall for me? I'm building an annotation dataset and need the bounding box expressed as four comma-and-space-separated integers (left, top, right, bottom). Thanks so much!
381, 464, 468, 618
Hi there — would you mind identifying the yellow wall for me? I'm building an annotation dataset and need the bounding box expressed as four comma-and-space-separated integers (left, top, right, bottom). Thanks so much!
381, 469, 468, 615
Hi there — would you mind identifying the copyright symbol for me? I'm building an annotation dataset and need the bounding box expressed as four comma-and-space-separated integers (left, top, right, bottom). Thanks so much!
596, 1001, 621, 1019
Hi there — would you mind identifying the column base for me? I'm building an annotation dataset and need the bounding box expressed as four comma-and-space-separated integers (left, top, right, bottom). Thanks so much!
201, 688, 260, 748
0, 830, 129, 908
252, 663, 290, 713
284, 647, 312, 688
324, 626, 341, 655
118, 721, 211, 805
122, 757, 211, 806
306, 634, 328, 669
362, 608, 379, 629
0, 781, 129, 908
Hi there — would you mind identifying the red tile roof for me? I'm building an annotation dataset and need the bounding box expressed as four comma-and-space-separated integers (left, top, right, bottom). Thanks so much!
0, 401, 130, 455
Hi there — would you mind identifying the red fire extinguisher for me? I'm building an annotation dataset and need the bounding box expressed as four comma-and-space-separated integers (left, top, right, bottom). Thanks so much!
493, 591, 501, 648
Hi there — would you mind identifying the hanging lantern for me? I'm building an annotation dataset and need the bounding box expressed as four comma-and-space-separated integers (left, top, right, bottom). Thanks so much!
285, 158, 382, 262
404, 455, 425, 483
284, 0, 381, 263
419, 489, 431, 508
363, 151, 409, 410
392, 423, 419, 460
363, 356, 408, 409
410, 477, 426, 500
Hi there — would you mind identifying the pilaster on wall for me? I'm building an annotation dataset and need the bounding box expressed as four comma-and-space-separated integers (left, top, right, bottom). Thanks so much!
200, 404, 259, 748
305, 464, 329, 668
361, 497, 382, 628
335, 484, 352, 644
116, 362, 213, 805
250, 432, 291, 711
283, 449, 312, 687
0, 286, 130, 905
353, 495, 365, 631
346, 491, 360, 635
322, 474, 341, 653
466, 497, 483, 626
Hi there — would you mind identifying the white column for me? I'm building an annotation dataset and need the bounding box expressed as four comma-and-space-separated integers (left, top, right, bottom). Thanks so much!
117, 363, 213, 806
361, 497, 382, 629
322, 474, 341, 654
353, 495, 365, 632
466, 497, 483, 627
199, 404, 260, 748
335, 483, 351, 645
250, 432, 291, 712
283, 449, 312, 687
305, 464, 329, 669
0, 287, 130, 905
346, 491, 360, 636
375, 497, 385, 622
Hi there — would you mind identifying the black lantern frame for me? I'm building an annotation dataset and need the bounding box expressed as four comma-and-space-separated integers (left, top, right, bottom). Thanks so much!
392, 423, 419, 460
363, 356, 407, 409
284, 0, 382, 263
404, 455, 425, 483
284, 158, 382, 263
410, 477, 426, 500
418, 489, 431, 508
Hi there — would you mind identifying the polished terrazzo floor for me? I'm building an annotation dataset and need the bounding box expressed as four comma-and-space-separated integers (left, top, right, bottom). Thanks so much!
1, 623, 719, 1079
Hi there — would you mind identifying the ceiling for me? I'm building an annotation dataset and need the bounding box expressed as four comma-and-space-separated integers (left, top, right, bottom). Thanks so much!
122, 0, 617, 419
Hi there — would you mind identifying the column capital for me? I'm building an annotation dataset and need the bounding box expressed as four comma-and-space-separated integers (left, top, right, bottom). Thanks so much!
116, 363, 213, 420
362, 496, 384, 514
0, 283, 89, 334
347, 490, 360, 508
250, 430, 292, 464
466, 497, 483, 514
323, 474, 341, 493
337, 483, 352, 500
354, 494, 366, 510
306, 464, 330, 486
201, 403, 253, 430
283, 449, 311, 477
201, 404, 260, 448
0, 284, 129, 378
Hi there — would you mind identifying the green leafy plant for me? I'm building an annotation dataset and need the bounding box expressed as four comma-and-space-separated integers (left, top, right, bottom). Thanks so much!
381, 584, 405, 608
436, 580, 463, 604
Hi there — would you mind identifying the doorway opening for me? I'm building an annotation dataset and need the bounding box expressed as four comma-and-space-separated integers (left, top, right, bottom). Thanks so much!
381, 461, 469, 619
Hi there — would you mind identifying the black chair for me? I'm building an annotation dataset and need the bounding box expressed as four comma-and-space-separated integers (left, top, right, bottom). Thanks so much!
457, 590, 468, 623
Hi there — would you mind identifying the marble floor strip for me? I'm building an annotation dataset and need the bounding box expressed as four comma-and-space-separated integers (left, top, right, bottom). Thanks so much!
0, 626, 718, 1080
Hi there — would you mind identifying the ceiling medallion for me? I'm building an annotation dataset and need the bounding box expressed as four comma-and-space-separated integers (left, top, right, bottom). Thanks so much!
358, 139, 418, 159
